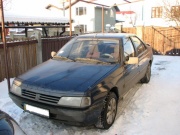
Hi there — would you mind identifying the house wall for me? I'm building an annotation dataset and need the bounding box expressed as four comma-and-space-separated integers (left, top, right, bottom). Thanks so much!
144, 0, 179, 26
143, 0, 168, 26
64, 2, 116, 33
118, 0, 178, 27
116, 1, 144, 27
65, 1, 95, 33
94, 7, 116, 32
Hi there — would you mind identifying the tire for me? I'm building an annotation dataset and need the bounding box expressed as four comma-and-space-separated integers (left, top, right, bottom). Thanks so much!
141, 63, 151, 83
0, 110, 14, 135
95, 92, 117, 129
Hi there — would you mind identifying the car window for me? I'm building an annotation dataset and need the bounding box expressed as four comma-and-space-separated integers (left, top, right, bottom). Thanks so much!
56, 38, 120, 64
130, 36, 146, 55
123, 37, 135, 57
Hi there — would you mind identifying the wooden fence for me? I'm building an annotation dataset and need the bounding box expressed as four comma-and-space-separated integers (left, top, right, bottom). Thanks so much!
123, 26, 180, 56
0, 37, 73, 82
42, 36, 73, 62
0, 40, 38, 82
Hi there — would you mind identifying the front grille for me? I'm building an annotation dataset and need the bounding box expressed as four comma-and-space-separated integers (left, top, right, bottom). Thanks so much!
21, 89, 60, 105
22, 89, 36, 99
39, 94, 60, 104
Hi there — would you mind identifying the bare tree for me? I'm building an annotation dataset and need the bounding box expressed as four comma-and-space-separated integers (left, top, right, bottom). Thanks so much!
130, 13, 137, 27
162, 0, 180, 26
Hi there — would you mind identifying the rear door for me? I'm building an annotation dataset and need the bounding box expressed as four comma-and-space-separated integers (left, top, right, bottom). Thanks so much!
130, 36, 149, 80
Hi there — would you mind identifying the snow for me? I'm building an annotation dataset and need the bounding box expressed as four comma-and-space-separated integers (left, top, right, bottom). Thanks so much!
0, 55, 180, 135
2, 0, 69, 23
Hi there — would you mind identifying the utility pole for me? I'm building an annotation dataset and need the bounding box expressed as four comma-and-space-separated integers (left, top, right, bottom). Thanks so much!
69, 0, 72, 36
0, 0, 10, 92
63, 2, 65, 16
102, 6, 104, 33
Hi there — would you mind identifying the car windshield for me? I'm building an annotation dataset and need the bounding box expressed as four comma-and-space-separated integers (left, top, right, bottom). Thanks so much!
55, 37, 120, 64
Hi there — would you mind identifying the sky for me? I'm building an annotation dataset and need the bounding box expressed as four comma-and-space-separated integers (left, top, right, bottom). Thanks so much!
1, 55, 180, 135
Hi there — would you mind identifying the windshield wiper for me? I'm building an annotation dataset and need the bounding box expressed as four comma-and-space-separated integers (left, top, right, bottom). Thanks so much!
107, 61, 117, 64
53, 56, 75, 61
75, 58, 110, 64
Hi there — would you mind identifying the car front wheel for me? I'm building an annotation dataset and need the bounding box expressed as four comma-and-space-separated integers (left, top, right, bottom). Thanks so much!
95, 92, 117, 129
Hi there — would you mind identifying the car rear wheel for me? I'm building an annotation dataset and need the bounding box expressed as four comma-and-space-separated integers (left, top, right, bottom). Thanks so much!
141, 63, 151, 83
95, 92, 117, 129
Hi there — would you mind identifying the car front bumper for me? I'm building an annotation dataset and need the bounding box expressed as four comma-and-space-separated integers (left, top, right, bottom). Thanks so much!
9, 92, 103, 126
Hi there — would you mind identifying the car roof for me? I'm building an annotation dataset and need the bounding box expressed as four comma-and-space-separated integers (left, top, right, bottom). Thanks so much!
77, 33, 136, 39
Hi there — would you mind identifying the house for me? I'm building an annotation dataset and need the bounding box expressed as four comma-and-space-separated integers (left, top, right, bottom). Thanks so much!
116, 0, 179, 27
71, 1, 117, 34
47, 0, 118, 34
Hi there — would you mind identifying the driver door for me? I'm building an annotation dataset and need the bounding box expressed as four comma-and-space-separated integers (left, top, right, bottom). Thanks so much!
122, 37, 139, 95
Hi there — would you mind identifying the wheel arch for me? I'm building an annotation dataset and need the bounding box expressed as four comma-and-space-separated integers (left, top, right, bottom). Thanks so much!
109, 87, 119, 100
149, 60, 152, 66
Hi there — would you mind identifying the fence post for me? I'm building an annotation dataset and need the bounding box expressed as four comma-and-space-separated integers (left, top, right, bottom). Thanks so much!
34, 30, 42, 64
136, 26, 143, 39
151, 26, 155, 54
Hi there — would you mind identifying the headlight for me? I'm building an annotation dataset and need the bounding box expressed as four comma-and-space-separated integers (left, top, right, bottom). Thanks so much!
11, 84, 21, 96
13, 79, 22, 86
58, 97, 91, 108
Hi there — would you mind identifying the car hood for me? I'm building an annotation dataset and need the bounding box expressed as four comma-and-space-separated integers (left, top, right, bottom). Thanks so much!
18, 59, 119, 93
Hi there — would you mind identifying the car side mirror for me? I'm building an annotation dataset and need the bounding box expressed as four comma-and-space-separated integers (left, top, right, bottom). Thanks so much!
51, 51, 57, 57
125, 57, 139, 64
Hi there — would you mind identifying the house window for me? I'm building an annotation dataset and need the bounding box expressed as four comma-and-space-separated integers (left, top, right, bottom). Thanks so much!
131, 36, 146, 55
77, 25, 87, 33
81, 25, 87, 33
151, 7, 162, 18
76, 8, 78, 15
110, 9, 114, 17
123, 38, 135, 57
84, 25, 87, 33
171, 6, 180, 18
76, 7, 86, 16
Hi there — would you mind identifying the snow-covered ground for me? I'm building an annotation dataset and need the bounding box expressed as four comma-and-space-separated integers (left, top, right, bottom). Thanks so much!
0, 55, 180, 135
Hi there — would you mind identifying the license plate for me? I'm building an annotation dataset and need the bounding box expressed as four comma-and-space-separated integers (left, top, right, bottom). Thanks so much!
24, 104, 49, 118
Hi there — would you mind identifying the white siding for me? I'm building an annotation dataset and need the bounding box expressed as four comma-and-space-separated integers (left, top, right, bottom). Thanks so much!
118, 0, 179, 27
65, 2, 95, 32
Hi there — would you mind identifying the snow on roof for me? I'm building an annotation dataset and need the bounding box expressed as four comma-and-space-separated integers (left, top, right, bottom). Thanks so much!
3, 13, 69, 24
0, 0, 69, 24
